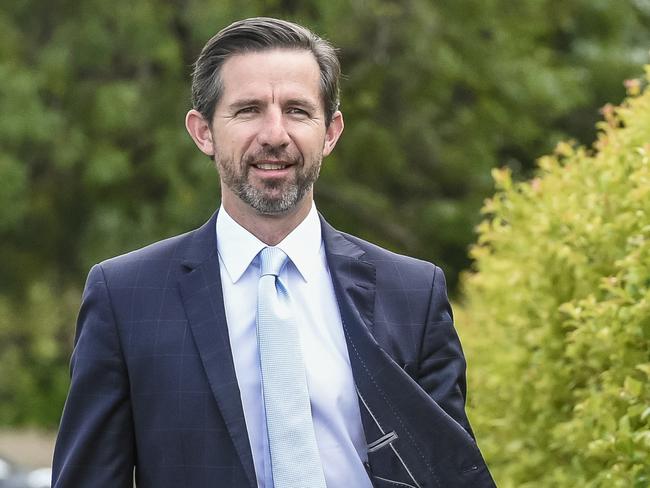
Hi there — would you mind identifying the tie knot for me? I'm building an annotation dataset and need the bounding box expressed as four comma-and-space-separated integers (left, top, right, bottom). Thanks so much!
260, 247, 288, 277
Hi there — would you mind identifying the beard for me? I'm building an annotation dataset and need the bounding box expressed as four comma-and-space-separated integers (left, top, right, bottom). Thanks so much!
215, 147, 322, 215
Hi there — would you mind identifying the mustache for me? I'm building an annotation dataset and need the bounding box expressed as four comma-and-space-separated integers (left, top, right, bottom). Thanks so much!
244, 147, 301, 164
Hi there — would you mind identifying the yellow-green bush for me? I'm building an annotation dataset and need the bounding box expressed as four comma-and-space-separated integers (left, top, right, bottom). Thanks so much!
458, 68, 650, 487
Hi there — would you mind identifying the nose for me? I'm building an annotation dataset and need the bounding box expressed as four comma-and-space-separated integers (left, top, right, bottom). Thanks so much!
256, 108, 290, 148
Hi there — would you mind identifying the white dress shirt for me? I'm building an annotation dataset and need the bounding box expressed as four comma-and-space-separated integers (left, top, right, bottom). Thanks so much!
216, 204, 373, 488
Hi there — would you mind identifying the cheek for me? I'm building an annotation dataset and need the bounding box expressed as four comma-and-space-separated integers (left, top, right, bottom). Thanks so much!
237, 128, 265, 156
291, 127, 327, 154
215, 134, 253, 161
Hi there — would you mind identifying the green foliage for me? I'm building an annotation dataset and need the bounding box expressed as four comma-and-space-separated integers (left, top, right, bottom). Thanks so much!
0, 281, 78, 426
459, 67, 650, 487
1, 0, 649, 427
325, 0, 650, 282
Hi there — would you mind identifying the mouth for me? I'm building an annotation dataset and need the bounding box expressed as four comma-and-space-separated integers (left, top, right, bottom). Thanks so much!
250, 158, 296, 172
254, 162, 290, 170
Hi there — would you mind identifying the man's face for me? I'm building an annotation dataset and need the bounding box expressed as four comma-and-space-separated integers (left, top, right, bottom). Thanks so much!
208, 49, 341, 216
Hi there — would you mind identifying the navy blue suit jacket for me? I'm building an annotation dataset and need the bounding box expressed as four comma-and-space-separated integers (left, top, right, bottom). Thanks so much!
52, 211, 495, 488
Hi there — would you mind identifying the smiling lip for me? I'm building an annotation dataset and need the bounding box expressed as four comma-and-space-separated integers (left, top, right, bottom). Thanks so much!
252, 161, 292, 170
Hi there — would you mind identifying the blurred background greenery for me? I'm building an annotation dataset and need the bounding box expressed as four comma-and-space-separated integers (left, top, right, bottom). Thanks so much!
1, 0, 649, 485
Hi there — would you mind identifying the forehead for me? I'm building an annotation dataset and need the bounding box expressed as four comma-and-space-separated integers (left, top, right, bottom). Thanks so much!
219, 49, 322, 102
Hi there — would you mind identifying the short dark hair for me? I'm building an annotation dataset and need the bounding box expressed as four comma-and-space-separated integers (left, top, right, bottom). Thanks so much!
191, 17, 341, 126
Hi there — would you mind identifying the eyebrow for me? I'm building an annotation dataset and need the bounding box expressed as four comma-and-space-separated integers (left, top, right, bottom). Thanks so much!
226, 97, 320, 113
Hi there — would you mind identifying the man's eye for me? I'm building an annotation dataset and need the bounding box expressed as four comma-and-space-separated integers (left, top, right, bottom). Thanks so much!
236, 107, 258, 115
287, 107, 309, 116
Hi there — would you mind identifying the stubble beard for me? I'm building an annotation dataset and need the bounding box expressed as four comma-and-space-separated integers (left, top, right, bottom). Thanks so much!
215, 150, 322, 215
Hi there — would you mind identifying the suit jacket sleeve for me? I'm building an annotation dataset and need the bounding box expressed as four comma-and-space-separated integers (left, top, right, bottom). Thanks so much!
52, 264, 135, 487
416, 265, 474, 437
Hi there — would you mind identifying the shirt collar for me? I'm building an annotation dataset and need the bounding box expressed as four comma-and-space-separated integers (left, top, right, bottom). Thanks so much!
216, 203, 322, 284
277, 203, 322, 283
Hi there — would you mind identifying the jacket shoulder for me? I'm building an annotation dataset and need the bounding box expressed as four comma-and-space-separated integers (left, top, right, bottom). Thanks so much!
90, 228, 198, 288
95, 210, 217, 278
340, 231, 438, 271
103, 231, 192, 265
334, 229, 446, 295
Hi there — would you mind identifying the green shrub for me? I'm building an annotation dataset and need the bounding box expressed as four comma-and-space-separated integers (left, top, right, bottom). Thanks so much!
458, 68, 650, 487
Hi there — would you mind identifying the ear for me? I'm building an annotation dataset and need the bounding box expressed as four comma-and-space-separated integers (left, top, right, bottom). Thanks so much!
185, 109, 215, 156
322, 111, 344, 157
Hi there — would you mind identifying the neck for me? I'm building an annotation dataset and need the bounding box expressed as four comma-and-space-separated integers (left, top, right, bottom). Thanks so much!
222, 195, 313, 246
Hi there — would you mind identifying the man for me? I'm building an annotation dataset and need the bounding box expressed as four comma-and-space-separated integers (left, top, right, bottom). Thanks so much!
52, 17, 495, 488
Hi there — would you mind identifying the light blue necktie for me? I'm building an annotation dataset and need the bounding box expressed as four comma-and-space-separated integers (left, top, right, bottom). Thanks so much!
256, 246, 327, 488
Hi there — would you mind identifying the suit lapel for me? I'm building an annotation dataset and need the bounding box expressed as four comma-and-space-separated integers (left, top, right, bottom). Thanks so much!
320, 216, 389, 393
320, 218, 376, 335
177, 211, 257, 488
